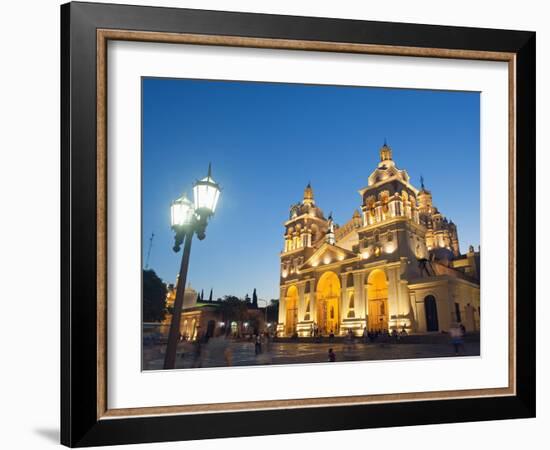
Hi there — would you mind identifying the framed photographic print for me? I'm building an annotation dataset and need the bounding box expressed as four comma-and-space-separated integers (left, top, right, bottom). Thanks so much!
61, 1, 536, 447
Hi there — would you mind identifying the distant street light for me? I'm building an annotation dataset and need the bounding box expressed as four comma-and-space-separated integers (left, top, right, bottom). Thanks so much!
164, 164, 221, 370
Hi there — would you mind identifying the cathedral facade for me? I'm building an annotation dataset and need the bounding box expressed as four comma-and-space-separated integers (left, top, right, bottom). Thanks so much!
277, 143, 480, 337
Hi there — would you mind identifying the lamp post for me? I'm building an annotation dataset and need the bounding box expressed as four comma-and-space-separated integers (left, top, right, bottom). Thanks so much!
257, 299, 269, 331
164, 164, 221, 370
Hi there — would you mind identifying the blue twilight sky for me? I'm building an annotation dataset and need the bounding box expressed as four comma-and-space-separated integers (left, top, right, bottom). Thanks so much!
142, 78, 480, 301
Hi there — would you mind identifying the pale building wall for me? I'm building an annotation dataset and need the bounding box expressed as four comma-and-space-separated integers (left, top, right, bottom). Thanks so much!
411, 281, 451, 332
449, 279, 481, 331
337, 229, 359, 251
410, 278, 480, 333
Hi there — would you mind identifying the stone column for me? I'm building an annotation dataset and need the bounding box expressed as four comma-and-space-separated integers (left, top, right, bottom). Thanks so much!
386, 266, 400, 330
409, 291, 418, 332
353, 271, 366, 323
309, 280, 316, 325
389, 200, 396, 218
340, 273, 348, 320
276, 286, 286, 336
376, 205, 382, 223
297, 283, 306, 322
278, 286, 286, 326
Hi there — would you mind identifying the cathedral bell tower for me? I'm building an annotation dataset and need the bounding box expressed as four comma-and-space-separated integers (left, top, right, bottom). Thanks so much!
417, 176, 433, 214
282, 183, 328, 256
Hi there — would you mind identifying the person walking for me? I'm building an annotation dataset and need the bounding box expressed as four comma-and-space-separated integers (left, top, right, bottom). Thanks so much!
362, 326, 369, 344
254, 333, 262, 355
450, 324, 464, 355
328, 348, 336, 362
192, 337, 203, 368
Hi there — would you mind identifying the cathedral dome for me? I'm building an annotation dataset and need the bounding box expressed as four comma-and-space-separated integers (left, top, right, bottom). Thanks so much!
365, 141, 411, 187
303, 182, 314, 205
430, 247, 455, 266
379, 141, 393, 162
289, 183, 325, 220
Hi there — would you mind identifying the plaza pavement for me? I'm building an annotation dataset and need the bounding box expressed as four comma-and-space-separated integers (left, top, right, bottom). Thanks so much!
143, 333, 480, 370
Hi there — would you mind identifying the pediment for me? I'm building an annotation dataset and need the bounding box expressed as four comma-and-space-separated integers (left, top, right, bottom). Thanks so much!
300, 243, 357, 269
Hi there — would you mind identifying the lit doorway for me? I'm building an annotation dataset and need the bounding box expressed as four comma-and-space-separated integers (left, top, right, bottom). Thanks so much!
316, 271, 341, 335
367, 269, 388, 332
285, 285, 298, 336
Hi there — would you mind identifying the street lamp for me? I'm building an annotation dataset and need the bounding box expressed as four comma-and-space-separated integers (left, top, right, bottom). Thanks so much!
257, 299, 269, 331
164, 164, 221, 370
193, 165, 221, 218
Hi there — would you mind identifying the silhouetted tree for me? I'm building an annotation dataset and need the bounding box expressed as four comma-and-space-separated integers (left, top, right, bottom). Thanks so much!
219, 296, 249, 333
248, 316, 260, 335
252, 288, 258, 308
142, 269, 167, 322
267, 299, 279, 322
208, 288, 213, 302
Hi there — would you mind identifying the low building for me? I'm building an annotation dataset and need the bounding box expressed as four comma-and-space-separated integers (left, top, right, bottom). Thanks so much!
278, 142, 480, 337
162, 284, 271, 340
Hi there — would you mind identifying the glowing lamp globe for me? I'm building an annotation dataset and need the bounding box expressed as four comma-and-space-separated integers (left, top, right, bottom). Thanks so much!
170, 193, 195, 228
193, 164, 221, 215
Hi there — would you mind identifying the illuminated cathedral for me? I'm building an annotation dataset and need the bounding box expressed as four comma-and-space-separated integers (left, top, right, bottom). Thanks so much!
277, 142, 480, 337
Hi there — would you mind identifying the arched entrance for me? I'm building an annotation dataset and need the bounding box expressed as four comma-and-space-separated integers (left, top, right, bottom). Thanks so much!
367, 269, 388, 332
316, 271, 341, 335
424, 295, 439, 331
285, 285, 298, 336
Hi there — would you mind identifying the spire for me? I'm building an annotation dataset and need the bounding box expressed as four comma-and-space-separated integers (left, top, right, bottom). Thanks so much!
303, 182, 314, 205
326, 213, 335, 245
379, 140, 392, 161
207, 162, 212, 178
418, 175, 431, 195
